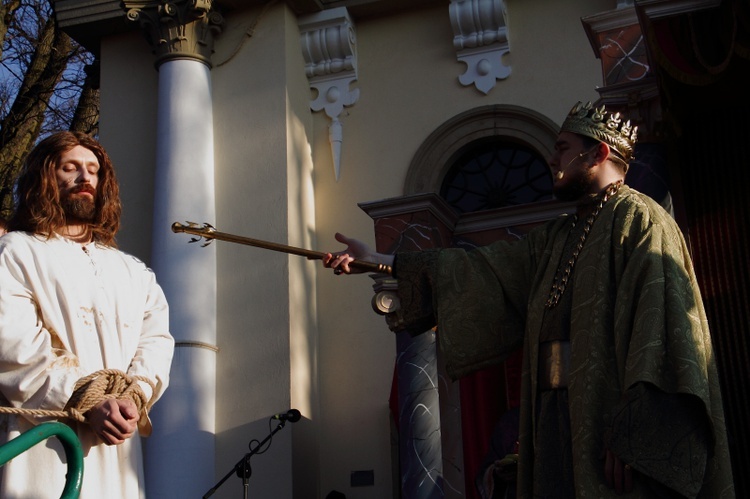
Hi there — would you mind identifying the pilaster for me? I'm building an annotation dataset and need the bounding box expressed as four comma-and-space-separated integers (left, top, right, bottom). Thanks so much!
360, 194, 461, 498
582, 4, 663, 142
580, 0, 722, 142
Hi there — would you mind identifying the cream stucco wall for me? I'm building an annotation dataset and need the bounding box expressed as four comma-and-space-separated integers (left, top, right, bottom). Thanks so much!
211, 5, 313, 498
98, 0, 618, 497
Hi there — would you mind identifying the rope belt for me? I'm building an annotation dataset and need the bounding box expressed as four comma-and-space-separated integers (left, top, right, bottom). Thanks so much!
539, 340, 571, 391
0, 369, 156, 435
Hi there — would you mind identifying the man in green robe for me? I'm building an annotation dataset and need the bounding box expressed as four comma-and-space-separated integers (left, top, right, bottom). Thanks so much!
324, 102, 735, 498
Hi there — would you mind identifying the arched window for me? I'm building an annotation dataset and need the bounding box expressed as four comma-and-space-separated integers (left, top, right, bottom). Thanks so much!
439, 138, 552, 214
405, 105, 559, 215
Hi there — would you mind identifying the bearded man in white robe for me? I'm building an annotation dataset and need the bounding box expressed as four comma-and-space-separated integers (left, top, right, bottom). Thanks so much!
0, 131, 174, 499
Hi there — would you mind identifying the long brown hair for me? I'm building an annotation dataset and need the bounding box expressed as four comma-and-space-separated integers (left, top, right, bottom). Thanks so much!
8, 131, 121, 246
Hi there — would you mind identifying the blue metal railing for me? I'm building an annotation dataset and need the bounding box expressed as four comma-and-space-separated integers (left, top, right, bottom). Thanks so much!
0, 421, 83, 499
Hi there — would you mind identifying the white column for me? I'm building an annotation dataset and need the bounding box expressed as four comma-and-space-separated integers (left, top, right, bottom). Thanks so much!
146, 58, 217, 499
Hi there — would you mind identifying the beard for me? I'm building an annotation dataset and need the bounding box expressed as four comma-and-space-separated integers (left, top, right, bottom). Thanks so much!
61, 190, 97, 222
553, 167, 596, 202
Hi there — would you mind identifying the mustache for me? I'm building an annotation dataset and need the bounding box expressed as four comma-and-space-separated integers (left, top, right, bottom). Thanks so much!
70, 185, 97, 195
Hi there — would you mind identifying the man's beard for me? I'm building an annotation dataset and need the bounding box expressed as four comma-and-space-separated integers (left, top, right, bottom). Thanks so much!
553, 168, 596, 202
61, 191, 97, 222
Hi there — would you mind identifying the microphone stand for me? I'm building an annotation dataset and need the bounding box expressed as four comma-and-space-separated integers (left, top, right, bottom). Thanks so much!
203, 420, 288, 499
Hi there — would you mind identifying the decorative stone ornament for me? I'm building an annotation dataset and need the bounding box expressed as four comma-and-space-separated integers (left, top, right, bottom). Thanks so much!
299, 7, 359, 181
123, 0, 225, 68
449, 0, 511, 94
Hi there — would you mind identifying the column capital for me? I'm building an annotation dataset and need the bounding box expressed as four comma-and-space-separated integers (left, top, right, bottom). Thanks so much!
122, 0, 224, 68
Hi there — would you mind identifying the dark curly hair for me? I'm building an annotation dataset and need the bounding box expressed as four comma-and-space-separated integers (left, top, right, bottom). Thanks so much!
7, 131, 121, 246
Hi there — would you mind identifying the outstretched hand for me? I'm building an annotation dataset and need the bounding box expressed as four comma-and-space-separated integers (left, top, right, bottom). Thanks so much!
322, 233, 373, 275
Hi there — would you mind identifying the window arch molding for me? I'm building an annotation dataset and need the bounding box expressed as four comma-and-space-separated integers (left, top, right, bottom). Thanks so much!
404, 105, 559, 195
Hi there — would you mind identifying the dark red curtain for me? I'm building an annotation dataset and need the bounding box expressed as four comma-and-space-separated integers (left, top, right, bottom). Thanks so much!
459, 350, 523, 499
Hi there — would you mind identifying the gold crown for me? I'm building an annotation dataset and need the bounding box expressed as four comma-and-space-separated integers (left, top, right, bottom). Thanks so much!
560, 102, 638, 162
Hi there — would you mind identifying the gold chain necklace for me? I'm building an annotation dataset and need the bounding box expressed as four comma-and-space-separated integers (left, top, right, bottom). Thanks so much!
545, 180, 622, 309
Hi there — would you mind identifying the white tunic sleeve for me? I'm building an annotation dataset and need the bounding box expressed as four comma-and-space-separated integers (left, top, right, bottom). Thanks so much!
0, 238, 86, 412
122, 252, 174, 402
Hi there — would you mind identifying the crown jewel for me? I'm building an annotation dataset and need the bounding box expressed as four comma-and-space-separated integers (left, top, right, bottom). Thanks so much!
561, 101, 638, 162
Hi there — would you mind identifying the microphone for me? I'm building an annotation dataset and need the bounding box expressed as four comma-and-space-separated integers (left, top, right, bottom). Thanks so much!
556, 152, 586, 180
555, 146, 598, 180
271, 409, 301, 423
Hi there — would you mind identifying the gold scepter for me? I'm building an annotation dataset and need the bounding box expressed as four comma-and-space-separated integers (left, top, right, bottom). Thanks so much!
171, 222, 393, 275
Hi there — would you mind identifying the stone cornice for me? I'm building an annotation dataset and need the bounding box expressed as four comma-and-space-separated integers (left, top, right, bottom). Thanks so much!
634, 0, 721, 19
53, 0, 445, 56
53, 0, 132, 54
358, 193, 460, 233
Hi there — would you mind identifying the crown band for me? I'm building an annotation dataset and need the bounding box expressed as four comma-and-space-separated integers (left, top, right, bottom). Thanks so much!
561, 102, 638, 162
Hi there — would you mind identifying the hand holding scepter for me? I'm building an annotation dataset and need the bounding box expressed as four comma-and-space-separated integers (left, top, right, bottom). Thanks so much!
171, 222, 393, 275
321, 232, 395, 276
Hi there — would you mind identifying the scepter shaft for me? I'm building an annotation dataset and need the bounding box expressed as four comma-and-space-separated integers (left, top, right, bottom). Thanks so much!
171, 222, 393, 275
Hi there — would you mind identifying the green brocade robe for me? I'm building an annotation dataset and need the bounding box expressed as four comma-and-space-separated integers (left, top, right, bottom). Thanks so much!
392, 186, 734, 498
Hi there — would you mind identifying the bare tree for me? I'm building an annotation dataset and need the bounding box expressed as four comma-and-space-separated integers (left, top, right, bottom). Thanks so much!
0, 0, 99, 219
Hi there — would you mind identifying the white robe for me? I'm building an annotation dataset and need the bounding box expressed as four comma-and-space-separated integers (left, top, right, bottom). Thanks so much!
0, 232, 174, 499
